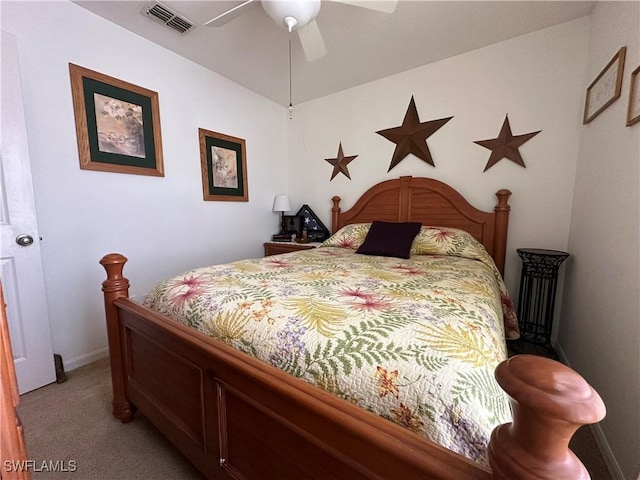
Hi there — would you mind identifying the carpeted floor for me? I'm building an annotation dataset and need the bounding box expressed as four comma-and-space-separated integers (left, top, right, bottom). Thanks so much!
18, 358, 204, 480
18, 357, 612, 480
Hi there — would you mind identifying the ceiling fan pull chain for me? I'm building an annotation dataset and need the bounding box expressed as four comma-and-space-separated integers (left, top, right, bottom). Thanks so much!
289, 39, 294, 119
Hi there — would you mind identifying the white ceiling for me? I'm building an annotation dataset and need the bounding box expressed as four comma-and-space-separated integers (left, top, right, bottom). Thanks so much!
74, 0, 595, 107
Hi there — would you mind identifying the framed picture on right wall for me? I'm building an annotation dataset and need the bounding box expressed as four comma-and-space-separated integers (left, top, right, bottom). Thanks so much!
583, 46, 626, 124
627, 65, 640, 126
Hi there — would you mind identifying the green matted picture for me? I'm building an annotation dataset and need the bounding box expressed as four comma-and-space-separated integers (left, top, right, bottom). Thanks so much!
198, 128, 248, 202
69, 63, 164, 176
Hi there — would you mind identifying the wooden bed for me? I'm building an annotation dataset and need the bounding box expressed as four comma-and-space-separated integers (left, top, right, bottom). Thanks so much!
100, 176, 605, 479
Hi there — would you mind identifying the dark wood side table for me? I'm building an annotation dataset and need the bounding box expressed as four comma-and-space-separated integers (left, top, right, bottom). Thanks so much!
263, 242, 318, 257
513, 248, 569, 357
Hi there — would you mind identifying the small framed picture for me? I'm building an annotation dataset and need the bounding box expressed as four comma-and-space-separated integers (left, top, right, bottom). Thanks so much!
583, 47, 626, 124
627, 65, 640, 127
69, 63, 164, 176
283, 215, 303, 237
199, 128, 248, 202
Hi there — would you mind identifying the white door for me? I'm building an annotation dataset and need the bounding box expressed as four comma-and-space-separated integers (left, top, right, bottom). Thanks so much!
1, 31, 56, 394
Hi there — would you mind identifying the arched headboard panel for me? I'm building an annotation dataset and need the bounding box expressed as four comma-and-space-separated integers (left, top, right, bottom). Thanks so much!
331, 176, 512, 275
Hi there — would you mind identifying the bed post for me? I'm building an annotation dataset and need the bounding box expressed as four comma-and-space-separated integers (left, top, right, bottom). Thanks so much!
488, 355, 606, 479
100, 253, 134, 423
493, 189, 511, 276
331, 196, 341, 233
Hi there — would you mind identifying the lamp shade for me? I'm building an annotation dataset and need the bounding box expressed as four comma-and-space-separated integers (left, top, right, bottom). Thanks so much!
273, 194, 292, 213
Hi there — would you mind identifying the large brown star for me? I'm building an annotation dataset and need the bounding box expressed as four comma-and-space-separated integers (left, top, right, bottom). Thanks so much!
375, 96, 453, 171
474, 115, 541, 172
325, 142, 358, 180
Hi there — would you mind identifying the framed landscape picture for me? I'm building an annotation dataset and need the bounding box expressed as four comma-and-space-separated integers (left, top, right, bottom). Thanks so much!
69, 63, 164, 176
198, 128, 248, 202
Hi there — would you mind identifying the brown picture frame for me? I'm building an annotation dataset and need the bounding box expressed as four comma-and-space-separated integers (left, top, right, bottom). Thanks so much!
627, 65, 640, 127
583, 47, 626, 124
199, 128, 248, 202
69, 64, 164, 176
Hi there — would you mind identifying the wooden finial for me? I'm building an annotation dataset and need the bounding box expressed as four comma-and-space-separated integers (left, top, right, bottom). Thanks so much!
100, 253, 129, 293
495, 189, 512, 211
489, 354, 606, 479
331, 196, 342, 233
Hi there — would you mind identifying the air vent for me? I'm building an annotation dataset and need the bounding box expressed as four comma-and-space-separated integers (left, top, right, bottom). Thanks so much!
141, 2, 195, 35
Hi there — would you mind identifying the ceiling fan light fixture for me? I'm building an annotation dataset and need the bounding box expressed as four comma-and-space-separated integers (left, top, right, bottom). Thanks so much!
261, 0, 321, 32
283, 16, 297, 32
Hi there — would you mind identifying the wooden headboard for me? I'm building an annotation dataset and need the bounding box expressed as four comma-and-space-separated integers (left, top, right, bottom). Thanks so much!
330, 176, 512, 275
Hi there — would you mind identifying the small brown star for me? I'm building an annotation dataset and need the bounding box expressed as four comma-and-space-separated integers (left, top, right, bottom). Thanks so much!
474, 115, 541, 172
376, 96, 453, 171
325, 142, 358, 180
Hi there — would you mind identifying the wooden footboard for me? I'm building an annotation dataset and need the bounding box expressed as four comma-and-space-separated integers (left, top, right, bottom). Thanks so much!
101, 254, 606, 480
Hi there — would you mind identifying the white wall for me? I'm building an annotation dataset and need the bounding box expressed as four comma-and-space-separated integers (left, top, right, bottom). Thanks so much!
287, 18, 590, 302
561, 2, 640, 479
2, 2, 288, 369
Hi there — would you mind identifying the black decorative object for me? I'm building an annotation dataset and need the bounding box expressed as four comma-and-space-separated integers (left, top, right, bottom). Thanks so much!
296, 205, 330, 242
283, 215, 303, 237
515, 248, 569, 356
271, 233, 293, 242
54, 353, 67, 384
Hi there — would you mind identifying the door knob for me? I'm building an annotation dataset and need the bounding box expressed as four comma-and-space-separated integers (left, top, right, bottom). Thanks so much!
15, 234, 34, 246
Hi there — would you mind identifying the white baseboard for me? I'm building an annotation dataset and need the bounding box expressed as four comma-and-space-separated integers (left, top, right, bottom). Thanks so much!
61, 347, 109, 372
554, 342, 626, 480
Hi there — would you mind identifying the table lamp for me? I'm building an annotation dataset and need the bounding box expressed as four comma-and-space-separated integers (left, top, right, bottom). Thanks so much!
273, 194, 292, 234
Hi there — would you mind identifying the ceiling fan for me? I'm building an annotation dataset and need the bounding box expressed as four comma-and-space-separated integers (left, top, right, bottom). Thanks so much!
205, 0, 398, 62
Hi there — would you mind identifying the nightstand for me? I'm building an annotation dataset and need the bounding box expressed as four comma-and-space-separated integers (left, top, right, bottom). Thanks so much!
264, 242, 319, 257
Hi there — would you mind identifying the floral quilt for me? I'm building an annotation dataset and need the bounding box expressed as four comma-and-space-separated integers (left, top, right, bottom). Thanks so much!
144, 228, 516, 466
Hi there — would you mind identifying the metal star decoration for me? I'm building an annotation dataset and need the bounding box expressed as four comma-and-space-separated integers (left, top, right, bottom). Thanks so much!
474, 115, 541, 172
375, 96, 453, 171
325, 142, 358, 181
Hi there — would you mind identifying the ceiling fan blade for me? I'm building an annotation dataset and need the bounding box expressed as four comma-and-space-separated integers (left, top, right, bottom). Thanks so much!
328, 0, 397, 14
296, 19, 327, 61
205, 0, 259, 27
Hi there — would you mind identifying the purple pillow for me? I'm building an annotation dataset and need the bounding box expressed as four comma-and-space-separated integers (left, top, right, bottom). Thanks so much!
355, 221, 422, 259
